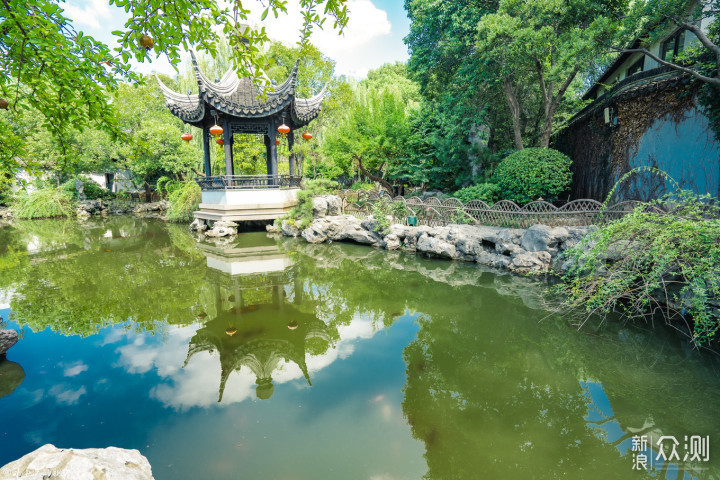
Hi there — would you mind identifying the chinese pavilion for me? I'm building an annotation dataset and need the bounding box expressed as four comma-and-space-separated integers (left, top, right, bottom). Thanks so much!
156, 50, 326, 178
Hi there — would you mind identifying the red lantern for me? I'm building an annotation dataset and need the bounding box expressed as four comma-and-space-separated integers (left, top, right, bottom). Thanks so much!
216, 138, 224, 146
302, 132, 313, 142
181, 133, 193, 142
209, 124, 223, 136
277, 123, 290, 136
275, 139, 280, 146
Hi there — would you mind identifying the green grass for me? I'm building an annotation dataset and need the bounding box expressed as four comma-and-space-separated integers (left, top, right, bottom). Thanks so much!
14, 188, 74, 219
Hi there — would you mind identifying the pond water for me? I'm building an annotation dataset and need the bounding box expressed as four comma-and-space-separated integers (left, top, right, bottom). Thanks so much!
0, 217, 719, 480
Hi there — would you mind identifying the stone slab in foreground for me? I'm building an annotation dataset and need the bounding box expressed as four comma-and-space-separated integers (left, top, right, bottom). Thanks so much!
0, 444, 154, 480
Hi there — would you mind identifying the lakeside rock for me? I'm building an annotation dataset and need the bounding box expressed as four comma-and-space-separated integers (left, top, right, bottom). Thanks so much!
0, 444, 154, 480
277, 197, 593, 274
0, 329, 18, 357
205, 220, 238, 238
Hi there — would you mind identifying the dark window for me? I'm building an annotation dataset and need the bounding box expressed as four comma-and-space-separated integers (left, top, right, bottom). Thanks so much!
626, 56, 645, 77
661, 30, 685, 62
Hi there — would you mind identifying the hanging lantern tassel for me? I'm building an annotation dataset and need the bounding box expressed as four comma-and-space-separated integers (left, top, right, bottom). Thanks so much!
181, 133, 193, 143
302, 132, 313, 142
210, 124, 223, 137
216, 137, 225, 146
275, 139, 280, 146
277, 123, 290, 138
0, 98, 8, 110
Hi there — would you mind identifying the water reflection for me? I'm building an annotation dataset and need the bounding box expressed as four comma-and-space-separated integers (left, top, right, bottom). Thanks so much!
1, 218, 720, 480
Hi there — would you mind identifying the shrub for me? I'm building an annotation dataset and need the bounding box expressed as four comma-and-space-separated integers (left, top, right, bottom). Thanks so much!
492, 148, 572, 204
0, 171, 14, 206
15, 188, 74, 219
283, 178, 339, 229
350, 182, 375, 191
61, 176, 113, 200
453, 183, 501, 204
166, 181, 201, 222
558, 190, 720, 346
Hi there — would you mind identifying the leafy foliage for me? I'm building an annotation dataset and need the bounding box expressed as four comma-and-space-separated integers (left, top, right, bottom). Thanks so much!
492, 148, 572, 204
283, 178, 338, 229
558, 190, 720, 346
61, 176, 113, 200
453, 183, 501, 204
14, 188, 74, 219
166, 181, 201, 222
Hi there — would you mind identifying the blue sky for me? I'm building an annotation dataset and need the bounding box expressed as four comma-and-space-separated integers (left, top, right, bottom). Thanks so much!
63, 0, 411, 79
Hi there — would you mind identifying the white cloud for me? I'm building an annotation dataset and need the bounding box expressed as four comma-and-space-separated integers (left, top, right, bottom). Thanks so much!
63, 361, 88, 377
49, 384, 87, 406
63, 0, 111, 30
246, 0, 393, 77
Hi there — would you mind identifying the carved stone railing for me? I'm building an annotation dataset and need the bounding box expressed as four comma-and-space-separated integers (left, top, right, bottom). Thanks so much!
195, 175, 302, 190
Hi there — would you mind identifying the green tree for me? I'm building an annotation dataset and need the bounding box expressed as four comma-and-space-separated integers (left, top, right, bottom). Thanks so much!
476, 0, 624, 149
0, 0, 350, 176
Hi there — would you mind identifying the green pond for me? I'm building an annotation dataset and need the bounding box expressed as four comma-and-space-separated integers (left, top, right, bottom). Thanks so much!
0, 217, 719, 480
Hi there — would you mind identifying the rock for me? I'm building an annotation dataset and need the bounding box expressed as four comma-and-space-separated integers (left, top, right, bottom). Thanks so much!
205, 220, 238, 238
520, 224, 569, 255
281, 220, 302, 237
0, 208, 12, 219
302, 225, 328, 244
312, 195, 342, 218
0, 359, 24, 399
312, 196, 328, 218
384, 233, 402, 251
417, 234, 458, 259
360, 217, 380, 233
0, 444, 154, 480
0, 329, 18, 357
76, 200, 103, 215
510, 251, 552, 273
325, 195, 342, 216
189, 218, 207, 233
133, 201, 168, 214
265, 223, 281, 234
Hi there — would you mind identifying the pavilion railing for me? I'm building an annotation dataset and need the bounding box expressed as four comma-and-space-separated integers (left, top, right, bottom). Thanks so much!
195, 175, 302, 190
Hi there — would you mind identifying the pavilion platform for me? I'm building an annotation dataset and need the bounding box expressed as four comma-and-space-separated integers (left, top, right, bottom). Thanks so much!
193, 174, 301, 223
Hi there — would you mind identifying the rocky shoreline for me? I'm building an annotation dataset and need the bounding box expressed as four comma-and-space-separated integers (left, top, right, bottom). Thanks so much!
0, 200, 169, 222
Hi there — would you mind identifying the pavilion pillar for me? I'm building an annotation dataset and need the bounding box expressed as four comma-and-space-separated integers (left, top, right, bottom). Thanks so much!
268, 121, 278, 178
288, 131, 296, 177
222, 117, 234, 176
264, 135, 272, 176
203, 129, 211, 176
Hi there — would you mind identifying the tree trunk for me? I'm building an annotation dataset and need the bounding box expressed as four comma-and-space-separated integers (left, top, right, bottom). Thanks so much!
144, 181, 152, 203
503, 78, 524, 150
355, 156, 393, 195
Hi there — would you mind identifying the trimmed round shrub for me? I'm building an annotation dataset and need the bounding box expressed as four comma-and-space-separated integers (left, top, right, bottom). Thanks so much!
492, 148, 572, 204
453, 183, 501, 204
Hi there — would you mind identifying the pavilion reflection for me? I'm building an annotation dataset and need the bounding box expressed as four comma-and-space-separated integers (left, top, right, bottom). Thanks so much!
189, 236, 331, 401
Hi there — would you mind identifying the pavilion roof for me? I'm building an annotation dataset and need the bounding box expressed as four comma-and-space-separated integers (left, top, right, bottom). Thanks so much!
156, 51, 325, 129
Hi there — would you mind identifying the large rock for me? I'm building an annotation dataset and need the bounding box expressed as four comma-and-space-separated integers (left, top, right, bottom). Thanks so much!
0, 329, 18, 357
188, 218, 207, 233
521, 224, 569, 255
281, 220, 302, 237
416, 233, 458, 259
302, 215, 382, 246
510, 251, 552, 273
133, 200, 169, 214
0, 359, 24, 399
0, 444, 154, 480
205, 220, 238, 238
76, 200, 103, 215
312, 195, 342, 218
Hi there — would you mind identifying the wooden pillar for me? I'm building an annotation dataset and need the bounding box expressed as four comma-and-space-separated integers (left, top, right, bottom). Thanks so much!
223, 117, 234, 176
288, 131, 295, 177
264, 135, 272, 175
268, 119, 278, 177
203, 129, 211, 176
